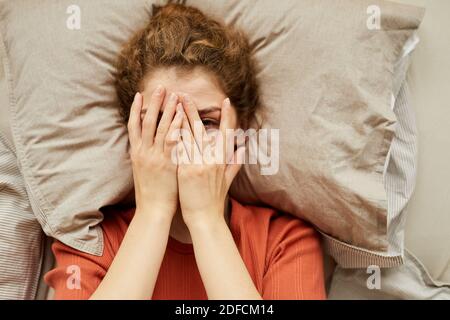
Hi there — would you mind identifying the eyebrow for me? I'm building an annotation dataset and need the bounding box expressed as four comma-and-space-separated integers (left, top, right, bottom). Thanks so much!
141, 106, 221, 117
198, 106, 221, 115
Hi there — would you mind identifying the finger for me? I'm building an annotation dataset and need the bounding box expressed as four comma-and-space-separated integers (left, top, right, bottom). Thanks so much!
181, 94, 206, 153
177, 113, 191, 164
220, 98, 238, 164
142, 85, 165, 148
155, 92, 179, 149
127, 92, 143, 148
181, 111, 201, 164
180, 111, 192, 161
177, 136, 190, 165
225, 144, 245, 189
219, 97, 238, 133
164, 103, 183, 157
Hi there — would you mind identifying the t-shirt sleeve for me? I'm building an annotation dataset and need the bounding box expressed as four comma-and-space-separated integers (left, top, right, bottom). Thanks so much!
44, 225, 118, 300
262, 215, 326, 300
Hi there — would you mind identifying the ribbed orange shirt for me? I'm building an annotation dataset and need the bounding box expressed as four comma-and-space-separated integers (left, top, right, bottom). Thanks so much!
45, 198, 326, 300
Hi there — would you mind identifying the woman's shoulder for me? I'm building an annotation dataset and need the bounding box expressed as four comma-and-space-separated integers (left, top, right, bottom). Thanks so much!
99, 204, 136, 248
229, 198, 320, 248
230, 197, 316, 228
101, 204, 136, 226
49, 205, 135, 259
229, 198, 323, 289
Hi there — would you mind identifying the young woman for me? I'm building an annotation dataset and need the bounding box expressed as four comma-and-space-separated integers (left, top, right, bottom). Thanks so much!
45, 3, 326, 300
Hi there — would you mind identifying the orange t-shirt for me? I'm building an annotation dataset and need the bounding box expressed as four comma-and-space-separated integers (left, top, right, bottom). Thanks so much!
45, 198, 326, 300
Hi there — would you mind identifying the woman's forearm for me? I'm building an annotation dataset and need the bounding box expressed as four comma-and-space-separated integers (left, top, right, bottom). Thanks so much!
188, 215, 262, 300
90, 210, 171, 300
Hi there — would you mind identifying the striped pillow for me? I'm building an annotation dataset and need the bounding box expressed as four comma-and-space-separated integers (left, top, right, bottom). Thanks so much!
0, 132, 44, 299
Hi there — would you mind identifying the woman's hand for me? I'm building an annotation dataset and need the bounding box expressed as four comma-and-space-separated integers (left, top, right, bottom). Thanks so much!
176, 94, 244, 228
128, 86, 183, 221
91, 87, 183, 300
175, 94, 261, 300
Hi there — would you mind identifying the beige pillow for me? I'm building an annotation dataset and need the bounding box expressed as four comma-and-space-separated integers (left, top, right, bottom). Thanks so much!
196, 0, 424, 266
0, 0, 152, 255
0, 0, 424, 264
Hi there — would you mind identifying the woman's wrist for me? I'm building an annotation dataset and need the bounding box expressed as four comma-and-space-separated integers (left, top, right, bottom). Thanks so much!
184, 210, 227, 234
134, 206, 174, 227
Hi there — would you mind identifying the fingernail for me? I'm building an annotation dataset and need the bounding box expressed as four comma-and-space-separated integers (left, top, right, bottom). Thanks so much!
155, 85, 164, 95
183, 94, 191, 103
134, 92, 140, 101
224, 98, 231, 107
170, 92, 178, 101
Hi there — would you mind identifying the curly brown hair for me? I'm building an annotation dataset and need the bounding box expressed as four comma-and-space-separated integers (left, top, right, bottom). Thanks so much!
114, 2, 260, 127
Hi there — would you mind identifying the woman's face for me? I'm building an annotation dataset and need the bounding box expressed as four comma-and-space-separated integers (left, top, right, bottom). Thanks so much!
141, 66, 234, 131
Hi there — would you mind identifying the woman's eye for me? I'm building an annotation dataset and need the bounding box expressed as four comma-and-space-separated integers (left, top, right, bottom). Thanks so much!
202, 118, 219, 127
